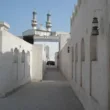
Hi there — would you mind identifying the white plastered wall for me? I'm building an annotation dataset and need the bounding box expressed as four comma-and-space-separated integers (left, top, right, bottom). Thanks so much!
59, 0, 109, 110
0, 29, 43, 96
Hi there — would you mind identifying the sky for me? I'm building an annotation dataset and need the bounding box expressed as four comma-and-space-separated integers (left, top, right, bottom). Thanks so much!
0, 0, 77, 36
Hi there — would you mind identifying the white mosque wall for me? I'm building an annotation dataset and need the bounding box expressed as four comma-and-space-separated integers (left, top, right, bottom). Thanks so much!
34, 41, 59, 61
59, 0, 109, 110
0, 29, 43, 96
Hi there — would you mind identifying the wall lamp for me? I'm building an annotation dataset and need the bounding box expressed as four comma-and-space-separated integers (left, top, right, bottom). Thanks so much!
91, 17, 99, 36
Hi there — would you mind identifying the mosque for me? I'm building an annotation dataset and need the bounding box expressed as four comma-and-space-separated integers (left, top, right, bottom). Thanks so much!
0, 0, 110, 110
23, 11, 69, 62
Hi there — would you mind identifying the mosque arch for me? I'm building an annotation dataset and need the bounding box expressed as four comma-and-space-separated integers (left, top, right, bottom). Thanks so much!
13, 48, 19, 80
81, 38, 85, 61
14, 48, 19, 63
44, 45, 50, 60
72, 46, 74, 62
75, 43, 78, 82
80, 38, 85, 87
75, 43, 78, 62
90, 35, 97, 61
21, 50, 25, 63
72, 46, 74, 79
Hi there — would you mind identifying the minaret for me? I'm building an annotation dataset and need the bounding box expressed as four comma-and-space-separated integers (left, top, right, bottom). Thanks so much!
46, 12, 52, 32
31, 11, 37, 29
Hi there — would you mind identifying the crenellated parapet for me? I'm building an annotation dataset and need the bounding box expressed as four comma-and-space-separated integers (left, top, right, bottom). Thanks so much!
71, 0, 84, 26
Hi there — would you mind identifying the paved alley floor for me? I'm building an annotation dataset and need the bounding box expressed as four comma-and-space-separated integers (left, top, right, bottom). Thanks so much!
43, 67, 66, 81
0, 68, 84, 110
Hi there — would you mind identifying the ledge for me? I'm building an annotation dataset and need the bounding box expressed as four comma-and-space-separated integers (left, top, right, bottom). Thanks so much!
0, 21, 10, 31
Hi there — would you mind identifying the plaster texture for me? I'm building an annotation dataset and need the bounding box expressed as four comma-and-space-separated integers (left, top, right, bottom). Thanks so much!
0, 26, 43, 96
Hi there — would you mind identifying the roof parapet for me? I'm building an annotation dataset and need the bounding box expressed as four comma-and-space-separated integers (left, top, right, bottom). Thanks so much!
0, 21, 10, 31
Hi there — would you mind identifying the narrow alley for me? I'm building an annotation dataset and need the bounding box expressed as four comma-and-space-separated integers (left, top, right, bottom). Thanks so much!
0, 68, 84, 110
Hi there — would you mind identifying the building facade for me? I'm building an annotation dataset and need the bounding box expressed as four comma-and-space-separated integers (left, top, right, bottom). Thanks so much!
23, 11, 69, 62
59, 0, 110, 110
0, 22, 43, 97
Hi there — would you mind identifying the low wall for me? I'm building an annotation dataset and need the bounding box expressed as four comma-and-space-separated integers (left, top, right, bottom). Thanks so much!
0, 30, 43, 96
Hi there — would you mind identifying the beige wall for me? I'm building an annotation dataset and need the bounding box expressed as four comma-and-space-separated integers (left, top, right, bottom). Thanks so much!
59, 0, 109, 110
0, 29, 43, 96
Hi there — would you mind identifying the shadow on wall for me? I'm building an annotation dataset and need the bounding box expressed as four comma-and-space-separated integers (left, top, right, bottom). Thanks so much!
0, 48, 31, 97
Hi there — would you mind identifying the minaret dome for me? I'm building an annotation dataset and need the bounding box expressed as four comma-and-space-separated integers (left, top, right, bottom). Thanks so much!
31, 10, 37, 29
46, 12, 52, 32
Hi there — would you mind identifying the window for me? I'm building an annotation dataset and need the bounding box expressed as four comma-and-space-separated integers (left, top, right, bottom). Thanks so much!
21, 50, 25, 63
27, 51, 30, 64
14, 48, 18, 63
75, 43, 78, 82
72, 46, 74, 62
81, 38, 85, 61
75, 43, 78, 62
90, 36, 97, 61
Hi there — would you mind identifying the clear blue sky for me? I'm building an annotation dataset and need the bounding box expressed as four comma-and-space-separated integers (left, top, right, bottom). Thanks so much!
0, 0, 77, 36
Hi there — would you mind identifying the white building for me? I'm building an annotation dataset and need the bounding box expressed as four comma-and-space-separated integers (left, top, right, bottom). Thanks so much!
23, 11, 69, 62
